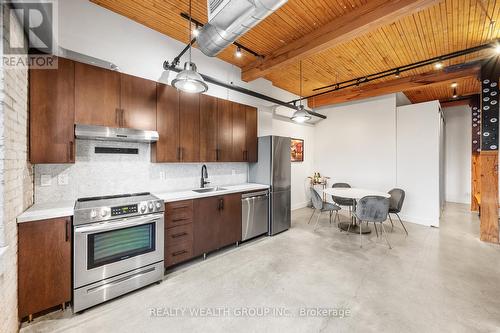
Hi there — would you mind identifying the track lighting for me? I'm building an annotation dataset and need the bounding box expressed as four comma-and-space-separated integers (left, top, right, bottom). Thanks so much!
235, 47, 242, 58
192, 28, 199, 37
451, 82, 458, 88
395, 69, 400, 78
452, 87, 458, 98
434, 62, 443, 69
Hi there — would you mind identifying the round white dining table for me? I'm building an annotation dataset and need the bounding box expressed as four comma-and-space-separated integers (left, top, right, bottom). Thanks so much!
322, 188, 391, 234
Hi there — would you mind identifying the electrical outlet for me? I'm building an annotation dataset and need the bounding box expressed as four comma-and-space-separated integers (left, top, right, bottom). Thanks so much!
58, 174, 69, 185
159, 171, 165, 180
232, 169, 236, 176
40, 174, 52, 187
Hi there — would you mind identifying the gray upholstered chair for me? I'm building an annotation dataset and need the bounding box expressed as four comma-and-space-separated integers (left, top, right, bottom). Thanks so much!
331, 183, 355, 221
355, 196, 391, 248
387, 188, 408, 236
309, 188, 341, 231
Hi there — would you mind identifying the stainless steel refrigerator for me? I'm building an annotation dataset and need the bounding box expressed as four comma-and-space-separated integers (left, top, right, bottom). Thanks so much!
249, 136, 291, 235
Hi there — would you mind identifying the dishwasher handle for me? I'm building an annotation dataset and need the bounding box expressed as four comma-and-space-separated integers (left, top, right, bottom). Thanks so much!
242, 190, 269, 199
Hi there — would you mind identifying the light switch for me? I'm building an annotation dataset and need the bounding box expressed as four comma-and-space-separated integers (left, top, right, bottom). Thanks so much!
58, 174, 69, 185
40, 174, 52, 186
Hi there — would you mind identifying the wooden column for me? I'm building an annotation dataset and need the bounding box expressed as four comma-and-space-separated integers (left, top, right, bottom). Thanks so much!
471, 95, 481, 212
479, 58, 499, 243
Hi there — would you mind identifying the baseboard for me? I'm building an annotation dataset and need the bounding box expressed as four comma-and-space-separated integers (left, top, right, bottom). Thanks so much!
292, 201, 310, 211
398, 214, 439, 227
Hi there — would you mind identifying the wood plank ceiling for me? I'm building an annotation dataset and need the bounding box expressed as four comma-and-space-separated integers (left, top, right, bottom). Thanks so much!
91, 0, 498, 105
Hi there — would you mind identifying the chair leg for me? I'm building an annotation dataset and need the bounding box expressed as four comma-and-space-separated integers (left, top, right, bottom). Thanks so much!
314, 211, 322, 231
329, 211, 332, 224
380, 222, 392, 249
359, 220, 363, 248
396, 213, 408, 236
374, 222, 379, 238
388, 214, 394, 232
334, 211, 339, 226
308, 209, 316, 224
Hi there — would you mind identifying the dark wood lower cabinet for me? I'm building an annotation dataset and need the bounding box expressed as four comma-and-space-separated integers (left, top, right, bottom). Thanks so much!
18, 217, 71, 320
193, 193, 242, 256
165, 200, 195, 268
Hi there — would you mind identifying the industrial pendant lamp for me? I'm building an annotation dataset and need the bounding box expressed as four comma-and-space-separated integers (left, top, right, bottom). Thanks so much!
291, 61, 311, 123
171, 0, 208, 93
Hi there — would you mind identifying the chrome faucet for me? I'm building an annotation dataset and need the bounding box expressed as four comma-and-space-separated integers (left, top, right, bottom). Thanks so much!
200, 164, 210, 188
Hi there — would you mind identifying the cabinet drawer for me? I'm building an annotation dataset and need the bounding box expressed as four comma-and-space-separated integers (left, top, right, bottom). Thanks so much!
165, 200, 193, 228
164, 241, 193, 267
165, 224, 193, 247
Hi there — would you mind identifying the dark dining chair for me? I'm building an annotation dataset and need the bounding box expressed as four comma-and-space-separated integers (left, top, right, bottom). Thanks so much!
331, 183, 355, 222
387, 188, 408, 236
355, 196, 391, 248
309, 188, 341, 231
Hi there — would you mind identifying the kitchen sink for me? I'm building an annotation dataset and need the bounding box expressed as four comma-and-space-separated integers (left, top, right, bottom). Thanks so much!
192, 187, 227, 193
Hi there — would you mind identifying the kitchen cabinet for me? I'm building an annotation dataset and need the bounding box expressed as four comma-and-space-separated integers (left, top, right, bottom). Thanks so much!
153, 83, 179, 162
217, 99, 233, 162
75, 62, 120, 127
18, 217, 72, 320
120, 73, 157, 130
179, 92, 200, 162
193, 193, 242, 256
199, 94, 218, 162
165, 200, 195, 267
232, 102, 247, 162
29, 57, 75, 164
245, 106, 258, 162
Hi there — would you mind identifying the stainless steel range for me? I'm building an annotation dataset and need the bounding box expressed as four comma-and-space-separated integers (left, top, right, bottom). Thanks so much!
73, 192, 164, 313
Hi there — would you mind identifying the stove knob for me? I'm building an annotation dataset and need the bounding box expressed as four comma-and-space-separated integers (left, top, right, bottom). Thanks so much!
140, 204, 146, 213
101, 209, 108, 217
155, 202, 162, 210
90, 210, 97, 219
148, 202, 154, 211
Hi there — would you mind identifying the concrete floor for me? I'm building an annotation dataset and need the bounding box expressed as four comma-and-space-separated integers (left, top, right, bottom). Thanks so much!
21, 203, 500, 333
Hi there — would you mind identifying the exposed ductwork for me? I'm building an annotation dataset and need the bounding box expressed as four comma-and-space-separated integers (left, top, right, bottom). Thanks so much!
197, 0, 287, 57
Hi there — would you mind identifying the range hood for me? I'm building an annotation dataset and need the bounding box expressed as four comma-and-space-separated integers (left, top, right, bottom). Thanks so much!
75, 125, 159, 143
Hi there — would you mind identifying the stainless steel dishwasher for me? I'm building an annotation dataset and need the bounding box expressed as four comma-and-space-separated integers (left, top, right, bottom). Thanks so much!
242, 190, 269, 241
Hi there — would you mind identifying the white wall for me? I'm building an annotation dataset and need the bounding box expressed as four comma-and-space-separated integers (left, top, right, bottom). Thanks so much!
396, 101, 442, 227
443, 105, 471, 204
314, 95, 398, 192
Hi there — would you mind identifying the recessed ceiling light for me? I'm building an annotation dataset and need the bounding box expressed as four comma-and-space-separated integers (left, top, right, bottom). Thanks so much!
435, 62, 443, 69
451, 82, 458, 88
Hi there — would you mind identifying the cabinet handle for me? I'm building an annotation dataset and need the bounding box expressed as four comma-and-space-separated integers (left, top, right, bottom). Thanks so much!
172, 250, 188, 257
180, 147, 184, 161
65, 219, 70, 242
219, 198, 224, 210
115, 108, 121, 126
216, 148, 219, 161
68, 141, 74, 162
176, 147, 181, 161
172, 218, 188, 222
171, 232, 188, 239
243, 150, 247, 161
121, 109, 125, 127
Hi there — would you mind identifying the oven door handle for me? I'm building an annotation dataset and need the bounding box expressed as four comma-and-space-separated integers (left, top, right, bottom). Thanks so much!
75, 215, 162, 234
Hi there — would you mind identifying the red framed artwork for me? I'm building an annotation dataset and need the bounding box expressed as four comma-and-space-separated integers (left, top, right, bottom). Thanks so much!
291, 138, 304, 162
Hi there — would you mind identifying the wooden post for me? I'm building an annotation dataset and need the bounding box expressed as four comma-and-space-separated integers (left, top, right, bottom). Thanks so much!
471, 95, 481, 212
479, 58, 499, 243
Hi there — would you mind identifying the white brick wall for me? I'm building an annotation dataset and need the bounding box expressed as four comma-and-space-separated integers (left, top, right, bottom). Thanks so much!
0, 4, 33, 333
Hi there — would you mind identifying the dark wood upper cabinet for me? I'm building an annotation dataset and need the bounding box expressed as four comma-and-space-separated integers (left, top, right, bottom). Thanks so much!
193, 196, 221, 256
30, 57, 75, 164
179, 92, 200, 162
153, 83, 180, 162
232, 102, 247, 162
245, 106, 258, 162
120, 74, 157, 130
18, 217, 71, 320
217, 99, 233, 162
199, 94, 218, 162
218, 193, 242, 247
75, 62, 120, 127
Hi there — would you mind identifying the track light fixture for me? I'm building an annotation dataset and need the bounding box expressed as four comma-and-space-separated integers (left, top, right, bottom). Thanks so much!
434, 62, 443, 69
452, 87, 458, 98
235, 47, 242, 58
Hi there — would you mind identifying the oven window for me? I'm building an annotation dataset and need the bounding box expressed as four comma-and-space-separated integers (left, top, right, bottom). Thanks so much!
88, 223, 156, 269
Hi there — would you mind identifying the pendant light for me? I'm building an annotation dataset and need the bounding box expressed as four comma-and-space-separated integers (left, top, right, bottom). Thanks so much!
171, 0, 208, 94
291, 61, 311, 123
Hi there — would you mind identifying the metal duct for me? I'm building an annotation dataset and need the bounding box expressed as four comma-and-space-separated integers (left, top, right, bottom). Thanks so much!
197, 0, 287, 57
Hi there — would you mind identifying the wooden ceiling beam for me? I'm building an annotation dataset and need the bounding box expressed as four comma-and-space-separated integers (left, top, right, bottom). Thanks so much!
308, 64, 481, 108
241, 0, 441, 82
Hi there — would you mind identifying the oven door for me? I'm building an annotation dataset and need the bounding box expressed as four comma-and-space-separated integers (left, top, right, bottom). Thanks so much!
74, 213, 164, 288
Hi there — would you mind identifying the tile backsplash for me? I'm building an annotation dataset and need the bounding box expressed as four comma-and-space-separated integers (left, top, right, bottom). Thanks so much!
34, 139, 248, 203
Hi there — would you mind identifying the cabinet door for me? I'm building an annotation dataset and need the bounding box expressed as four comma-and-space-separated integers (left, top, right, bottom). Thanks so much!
75, 62, 120, 127
193, 196, 220, 256
218, 193, 242, 247
18, 217, 71, 319
232, 102, 246, 162
217, 99, 233, 162
245, 106, 258, 162
120, 73, 157, 130
153, 83, 180, 162
179, 92, 200, 162
200, 94, 218, 162
30, 57, 75, 164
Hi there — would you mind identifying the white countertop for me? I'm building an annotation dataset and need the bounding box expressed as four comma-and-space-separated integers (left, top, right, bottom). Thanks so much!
17, 183, 269, 223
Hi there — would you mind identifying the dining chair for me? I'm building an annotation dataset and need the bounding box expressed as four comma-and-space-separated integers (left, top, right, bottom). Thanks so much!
387, 188, 408, 236
309, 188, 341, 231
355, 196, 391, 248
331, 183, 355, 222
